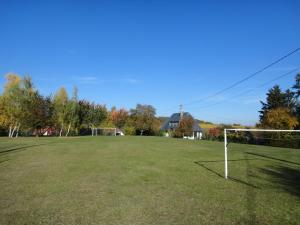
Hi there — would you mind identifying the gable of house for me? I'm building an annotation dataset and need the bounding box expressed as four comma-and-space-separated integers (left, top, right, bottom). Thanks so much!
161, 112, 202, 132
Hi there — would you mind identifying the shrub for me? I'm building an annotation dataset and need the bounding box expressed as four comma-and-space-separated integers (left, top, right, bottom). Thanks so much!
123, 126, 135, 136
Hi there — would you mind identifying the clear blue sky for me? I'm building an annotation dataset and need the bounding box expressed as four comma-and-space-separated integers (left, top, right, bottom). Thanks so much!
0, 0, 299, 125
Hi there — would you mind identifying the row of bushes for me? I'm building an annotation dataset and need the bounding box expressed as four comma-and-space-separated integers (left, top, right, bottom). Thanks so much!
202, 128, 300, 149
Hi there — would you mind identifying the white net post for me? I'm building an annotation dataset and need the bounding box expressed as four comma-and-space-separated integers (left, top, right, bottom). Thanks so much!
97, 127, 118, 136
224, 129, 228, 179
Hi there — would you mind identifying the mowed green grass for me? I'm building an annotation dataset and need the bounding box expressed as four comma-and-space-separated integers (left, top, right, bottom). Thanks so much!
0, 136, 299, 225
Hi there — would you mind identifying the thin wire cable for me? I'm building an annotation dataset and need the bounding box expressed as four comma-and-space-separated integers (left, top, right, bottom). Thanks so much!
183, 48, 300, 106
185, 66, 300, 110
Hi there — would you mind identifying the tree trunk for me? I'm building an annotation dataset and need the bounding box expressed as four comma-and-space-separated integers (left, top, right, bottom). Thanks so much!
8, 125, 12, 138
15, 123, 20, 138
140, 130, 143, 136
59, 128, 63, 137
66, 123, 71, 137
91, 125, 94, 136
11, 125, 17, 138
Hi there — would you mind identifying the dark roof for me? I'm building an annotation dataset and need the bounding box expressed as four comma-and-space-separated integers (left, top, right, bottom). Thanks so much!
161, 112, 202, 132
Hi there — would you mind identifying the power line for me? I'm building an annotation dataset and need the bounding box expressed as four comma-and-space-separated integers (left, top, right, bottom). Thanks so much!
159, 48, 300, 115
184, 48, 300, 106
231, 66, 300, 98
185, 66, 300, 110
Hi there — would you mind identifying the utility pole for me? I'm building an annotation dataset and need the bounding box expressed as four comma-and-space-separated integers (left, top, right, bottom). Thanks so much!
179, 104, 183, 120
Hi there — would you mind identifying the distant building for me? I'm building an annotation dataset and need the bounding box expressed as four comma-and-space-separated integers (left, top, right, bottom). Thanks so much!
116, 128, 125, 136
161, 112, 202, 139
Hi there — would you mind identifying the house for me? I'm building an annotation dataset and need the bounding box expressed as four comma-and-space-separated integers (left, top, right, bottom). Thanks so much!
161, 112, 202, 139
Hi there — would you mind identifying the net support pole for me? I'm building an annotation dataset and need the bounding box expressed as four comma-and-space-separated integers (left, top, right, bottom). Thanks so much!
224, 129, 228, 179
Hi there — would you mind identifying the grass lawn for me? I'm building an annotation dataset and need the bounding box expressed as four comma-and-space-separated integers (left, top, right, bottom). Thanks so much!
0, 136, 299, 225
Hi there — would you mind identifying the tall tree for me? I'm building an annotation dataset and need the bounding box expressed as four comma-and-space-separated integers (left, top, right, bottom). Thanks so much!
259, 85, 287, 123
110, 108, 128, 128
292, 74, 300, 128
27, 93, 54, 136
0, 96, 9, 134
284, 89, 296, 110
87, 103, 107, 135
130, 104, 156, 135
78, 100, 91, 128
292, 73, 300, 98
65, 87, 79, 136
19, 76, 38, 136
53, 87, 68, 137
1, 74, 23, 137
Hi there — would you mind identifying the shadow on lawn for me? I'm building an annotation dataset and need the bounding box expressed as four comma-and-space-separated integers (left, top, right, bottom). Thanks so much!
228, 176, 259, 189
246, 152, 300, 166
0, 158, 10, 164
194, 158, 260, 224
260, 166, 300, 197
0, 143, 48, 155
194, 159, 259, 189
194, 162, 223, 178
196, 158, 260, 163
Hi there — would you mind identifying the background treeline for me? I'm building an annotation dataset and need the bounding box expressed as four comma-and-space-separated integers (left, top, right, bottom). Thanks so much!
0, 74, 162, 137
201, 73, 300, 148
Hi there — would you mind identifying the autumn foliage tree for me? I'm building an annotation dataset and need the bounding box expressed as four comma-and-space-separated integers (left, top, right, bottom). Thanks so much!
53, 87, 68, 137
261, 107, 298, 130
110, 108, 128, 128
174, 117, 194, 138
208, 127, 221, 139
1, 74, 23, 137
259, 74, 300, 129
130, 104, 156, 135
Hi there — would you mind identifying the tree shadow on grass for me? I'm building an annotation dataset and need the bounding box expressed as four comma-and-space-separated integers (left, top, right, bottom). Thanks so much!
0, 143, 48, 156
0, 158, 10, 164
260, 166, 300, 197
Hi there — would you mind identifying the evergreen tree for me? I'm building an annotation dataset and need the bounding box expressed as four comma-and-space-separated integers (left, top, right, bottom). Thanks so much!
259, 85, 287, 123
284, 89, 297, 114
292, 74, 300, 127
292, 73, 300, 98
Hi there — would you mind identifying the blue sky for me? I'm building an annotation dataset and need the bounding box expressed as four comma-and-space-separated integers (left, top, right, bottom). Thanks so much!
0, 0, 299, 125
